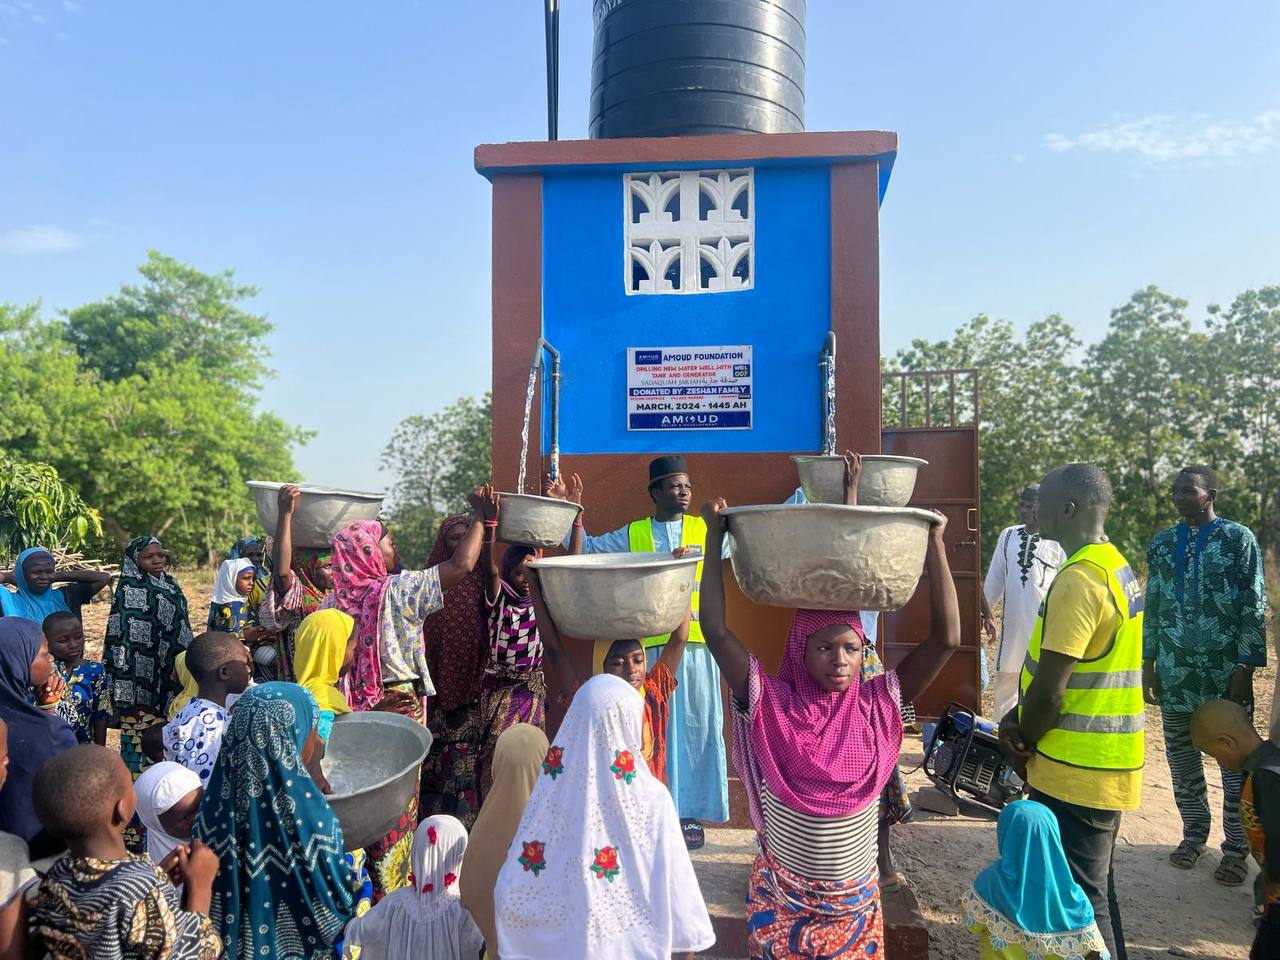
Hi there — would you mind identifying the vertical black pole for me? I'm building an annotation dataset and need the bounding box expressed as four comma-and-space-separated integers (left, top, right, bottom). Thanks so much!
544, 0, 559, 140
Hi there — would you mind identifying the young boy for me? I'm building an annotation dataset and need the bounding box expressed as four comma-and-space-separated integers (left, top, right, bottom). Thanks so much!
1192, 698, 1280, 959
147, 632, 251, 783
528, 571, 689, 784
43, 611, 109, 746
31, 744, 222, 960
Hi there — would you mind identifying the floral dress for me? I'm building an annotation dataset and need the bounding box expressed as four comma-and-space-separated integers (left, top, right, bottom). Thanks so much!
53, 659, 108, 744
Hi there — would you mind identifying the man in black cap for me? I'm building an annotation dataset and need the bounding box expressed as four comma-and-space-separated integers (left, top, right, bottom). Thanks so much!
549, 455, 728, 846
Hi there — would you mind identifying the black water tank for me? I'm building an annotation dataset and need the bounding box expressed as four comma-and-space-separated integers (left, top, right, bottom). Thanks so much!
590, 0, 805, 139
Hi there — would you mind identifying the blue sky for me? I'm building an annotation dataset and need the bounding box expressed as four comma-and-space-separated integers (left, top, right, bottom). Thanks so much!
1, 1, 1277, 491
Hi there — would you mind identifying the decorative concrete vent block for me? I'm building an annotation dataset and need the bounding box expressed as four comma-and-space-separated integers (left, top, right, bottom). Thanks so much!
625, 169, 753, 294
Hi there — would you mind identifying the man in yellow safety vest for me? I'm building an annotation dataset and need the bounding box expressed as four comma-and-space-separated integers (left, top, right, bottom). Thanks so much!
556, 455, 728, 847
999, 463, 1144, 960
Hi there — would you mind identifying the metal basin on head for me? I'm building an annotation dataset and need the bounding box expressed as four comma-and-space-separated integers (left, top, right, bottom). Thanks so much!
247, 481, 385, 550
791, 455, 929, 507
528, 552, 700, 641
321, 711, 433, 852
722, 504, 936, 611
496, 493, 583, 548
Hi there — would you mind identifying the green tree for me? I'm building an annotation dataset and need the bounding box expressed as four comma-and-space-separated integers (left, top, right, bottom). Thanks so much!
381, 393, 493, 566
0, 454, 102, 564
1205, 286, 1280, 549
1081, 286, 1223, 558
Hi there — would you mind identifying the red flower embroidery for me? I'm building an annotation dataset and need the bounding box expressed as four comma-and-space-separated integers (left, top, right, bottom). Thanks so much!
519, 840, 547, 876
610, 749, 637, 785
444, 872, 457, 887
422, 882, 434, 892
427, 825, 438, 845
542, 746, 565, 780
590, 846, 620, 882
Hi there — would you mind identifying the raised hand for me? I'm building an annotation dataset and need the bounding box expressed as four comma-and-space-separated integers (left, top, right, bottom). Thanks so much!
278, 483, 302, 515
842, 451, 863, 506
700, 497, 729, 532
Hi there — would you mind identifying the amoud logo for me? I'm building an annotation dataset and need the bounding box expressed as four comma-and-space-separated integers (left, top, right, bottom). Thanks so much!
661, 414, 720, 426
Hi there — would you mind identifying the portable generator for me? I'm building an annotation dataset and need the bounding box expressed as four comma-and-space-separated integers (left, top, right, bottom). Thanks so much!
923, 702, 1023, 811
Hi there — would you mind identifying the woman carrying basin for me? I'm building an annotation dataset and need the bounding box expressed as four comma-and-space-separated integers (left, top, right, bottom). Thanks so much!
698, 488, 960, 960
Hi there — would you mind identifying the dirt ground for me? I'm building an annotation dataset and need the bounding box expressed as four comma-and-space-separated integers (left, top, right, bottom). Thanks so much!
896, 636, 1274, 960
79, 572, 1271, 958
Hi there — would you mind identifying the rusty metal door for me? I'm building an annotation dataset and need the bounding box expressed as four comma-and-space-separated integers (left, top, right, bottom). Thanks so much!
879, 369, 982, 719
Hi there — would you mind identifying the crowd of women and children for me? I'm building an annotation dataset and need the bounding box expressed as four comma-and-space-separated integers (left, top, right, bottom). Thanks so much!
0, 454, 1276, 960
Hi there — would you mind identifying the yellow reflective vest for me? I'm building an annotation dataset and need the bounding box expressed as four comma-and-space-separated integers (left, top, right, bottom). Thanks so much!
1019, 541, 1145, 772
628, 515, 706, 647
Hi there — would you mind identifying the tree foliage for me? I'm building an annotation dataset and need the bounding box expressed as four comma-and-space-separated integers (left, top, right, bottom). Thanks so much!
381, 393, 493, 567
0, 454, 102, 564
0, 254, 308, 564
888, 284, 1280, 570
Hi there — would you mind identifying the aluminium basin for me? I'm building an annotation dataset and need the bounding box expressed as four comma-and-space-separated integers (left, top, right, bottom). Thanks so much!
247, 481, 385, 549
321, 711, 432, 851
528, 552, 700, 641
496, 493, 583, 548
722, 503, 936, 611
791, 455, 929, 507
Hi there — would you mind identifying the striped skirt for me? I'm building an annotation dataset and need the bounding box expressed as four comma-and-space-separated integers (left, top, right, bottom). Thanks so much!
476, 671, 545, 802
746, 850, 883, 959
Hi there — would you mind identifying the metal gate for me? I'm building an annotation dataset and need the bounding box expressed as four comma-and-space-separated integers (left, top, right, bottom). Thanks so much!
879, 369, 982, 719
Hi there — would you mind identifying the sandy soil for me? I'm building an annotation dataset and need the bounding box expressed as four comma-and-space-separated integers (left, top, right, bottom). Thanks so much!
896, 636, 1274, 960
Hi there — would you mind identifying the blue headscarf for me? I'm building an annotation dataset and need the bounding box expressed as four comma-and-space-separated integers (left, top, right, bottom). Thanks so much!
0, 547, 71, 623
0, 618, 77, 841
194, 682, 354, 959
965, 800, 1109, 959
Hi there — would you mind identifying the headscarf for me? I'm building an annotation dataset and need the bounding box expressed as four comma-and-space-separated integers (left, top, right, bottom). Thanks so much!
460, 723, 549, 958
964, 800, 1109, 960
211, 558, 254, 605
135, 761, 202, 865
294, 610, 354, 717
494, 674, 714, 960
0, 547, 72, 623
0, 618, 78, 840
331, 520, 392, 713
167, 651, 199, 720
228, 537, 264, 561
590, 640, 646, 701
343, 816, 484, 960
423, 516, 486, 713
103, 536, 194, 714
498, 546, 538, 611
731, 609, 902, 830
194, 682, 354, 960
291, 547, 333, 619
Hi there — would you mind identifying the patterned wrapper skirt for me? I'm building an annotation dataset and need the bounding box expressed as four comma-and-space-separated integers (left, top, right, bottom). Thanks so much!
746, 850, 883, 960
119, 708, 163, 852
364, 683, 424, 901
420, 703, 481, 829
476, 670, 546, 801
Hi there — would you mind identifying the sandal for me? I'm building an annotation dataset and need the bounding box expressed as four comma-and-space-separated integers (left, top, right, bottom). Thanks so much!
1214, 852, 1249, 886
681, 818, 705, 851
1169, 840, 1206, 869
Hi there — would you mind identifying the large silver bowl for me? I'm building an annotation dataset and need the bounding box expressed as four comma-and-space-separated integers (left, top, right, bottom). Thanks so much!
496, 493, 583, 548
247, 481, 385, 549
791, 455, 929, 507
723, 504, 936, 611
528, 552, 699, 641
322, 712, 432, 852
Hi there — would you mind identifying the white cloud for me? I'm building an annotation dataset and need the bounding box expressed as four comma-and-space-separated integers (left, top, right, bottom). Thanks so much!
0, 225, 84, 255
1044, 108, 1280, 164
62, 0, 82, 11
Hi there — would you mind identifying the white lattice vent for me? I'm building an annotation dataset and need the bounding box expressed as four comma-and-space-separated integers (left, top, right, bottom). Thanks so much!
624, 169, 754, 295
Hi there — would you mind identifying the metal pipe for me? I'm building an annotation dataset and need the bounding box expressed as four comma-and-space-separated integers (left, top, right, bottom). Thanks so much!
544, 0, 560, 140
819, 331, 837, 455
534, 337, 561, 482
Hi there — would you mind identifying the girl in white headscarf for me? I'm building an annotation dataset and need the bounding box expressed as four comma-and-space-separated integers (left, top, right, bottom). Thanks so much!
207, 557, 256, 637
494, 673, 714, 960
342, 815, 484, 960
134, 760, 203, 866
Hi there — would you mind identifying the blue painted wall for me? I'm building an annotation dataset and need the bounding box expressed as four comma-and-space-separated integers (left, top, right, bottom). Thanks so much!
541, 164, 832, 455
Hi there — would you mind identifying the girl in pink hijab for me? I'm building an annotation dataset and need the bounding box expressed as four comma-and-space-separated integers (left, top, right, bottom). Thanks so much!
698, 494, 960, 960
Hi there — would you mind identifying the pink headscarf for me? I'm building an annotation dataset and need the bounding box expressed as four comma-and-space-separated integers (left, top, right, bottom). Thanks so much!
331, 520, 392, 712
731, 609, 903, 831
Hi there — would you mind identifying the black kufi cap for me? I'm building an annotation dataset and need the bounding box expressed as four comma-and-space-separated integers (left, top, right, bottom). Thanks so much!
648, 455, 688, 486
